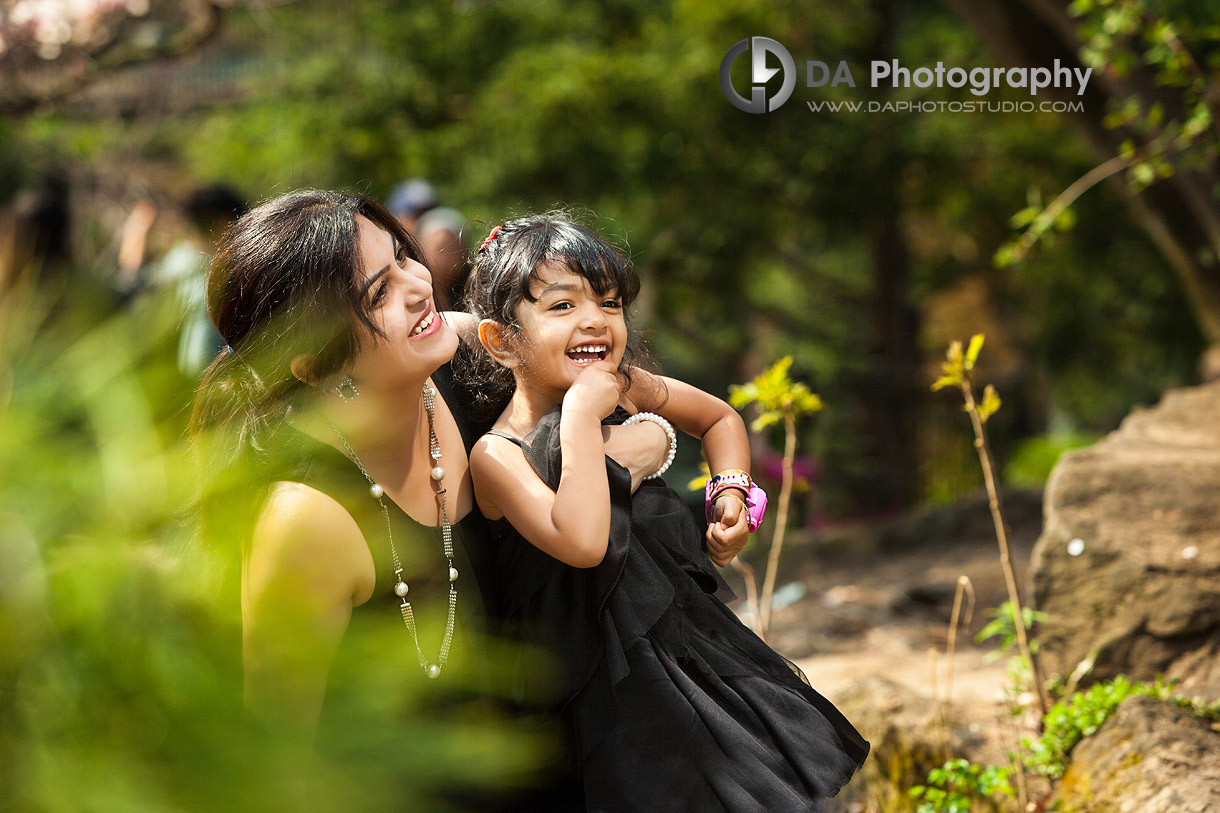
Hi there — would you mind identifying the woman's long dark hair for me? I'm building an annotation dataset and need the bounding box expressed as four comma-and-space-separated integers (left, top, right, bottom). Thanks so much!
191, 189, 423, 550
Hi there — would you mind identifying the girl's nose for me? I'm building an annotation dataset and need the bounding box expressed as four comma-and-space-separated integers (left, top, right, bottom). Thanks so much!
579, 303, 608, 330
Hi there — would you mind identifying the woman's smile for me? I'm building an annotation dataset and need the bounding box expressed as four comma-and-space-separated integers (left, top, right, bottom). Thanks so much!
410, 304, 441, 339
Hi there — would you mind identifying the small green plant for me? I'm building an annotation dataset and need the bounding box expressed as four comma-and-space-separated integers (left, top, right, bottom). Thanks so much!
976, 601, 1048, 663
913, 674, 1220, 811
727, 356, 823, 639
1024, 675, 1172, 778
910, 758, 1015, 813
933, 335, 1048, 714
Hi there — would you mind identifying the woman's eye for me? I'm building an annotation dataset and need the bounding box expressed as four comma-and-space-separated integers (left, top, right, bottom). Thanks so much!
393, 237, 410, 265
372, 281, 390, 306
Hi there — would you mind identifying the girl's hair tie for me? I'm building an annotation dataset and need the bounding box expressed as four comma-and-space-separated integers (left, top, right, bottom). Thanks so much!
478, 225, 503, 253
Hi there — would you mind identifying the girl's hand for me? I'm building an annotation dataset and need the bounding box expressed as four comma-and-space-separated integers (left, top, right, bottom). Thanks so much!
706, 493, 750, 567
563, 361, 624, 420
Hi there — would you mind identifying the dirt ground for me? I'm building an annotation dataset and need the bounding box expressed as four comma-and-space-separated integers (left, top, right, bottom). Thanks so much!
726, 488, 1044, 709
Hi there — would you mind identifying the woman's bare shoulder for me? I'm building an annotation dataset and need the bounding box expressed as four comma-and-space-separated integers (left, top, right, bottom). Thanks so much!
248, 481, 376, 605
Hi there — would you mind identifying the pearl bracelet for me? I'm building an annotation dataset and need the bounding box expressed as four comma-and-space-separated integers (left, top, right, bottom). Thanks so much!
622, 411, 677, 480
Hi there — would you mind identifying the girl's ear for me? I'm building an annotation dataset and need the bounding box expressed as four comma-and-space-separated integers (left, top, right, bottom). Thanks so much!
478, 319, 519, 369
289, 354, 321, 386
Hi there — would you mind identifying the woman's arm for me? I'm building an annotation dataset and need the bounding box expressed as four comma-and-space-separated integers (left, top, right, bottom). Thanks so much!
602, 420, 668, 492
626, 370, 750, 474
243, 482, 376, 744
441, 311, 478, 345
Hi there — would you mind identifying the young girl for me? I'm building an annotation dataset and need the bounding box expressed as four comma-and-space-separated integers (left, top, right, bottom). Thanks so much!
464, 214, 869, 811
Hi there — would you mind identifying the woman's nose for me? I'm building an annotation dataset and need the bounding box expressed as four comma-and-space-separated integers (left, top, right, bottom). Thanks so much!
404, 259, 434, 305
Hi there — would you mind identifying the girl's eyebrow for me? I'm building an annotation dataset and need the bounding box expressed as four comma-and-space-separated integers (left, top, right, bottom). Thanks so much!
538, 282, 580, 294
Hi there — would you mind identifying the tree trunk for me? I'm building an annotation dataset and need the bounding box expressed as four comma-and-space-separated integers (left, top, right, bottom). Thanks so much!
858, 0, 924, 513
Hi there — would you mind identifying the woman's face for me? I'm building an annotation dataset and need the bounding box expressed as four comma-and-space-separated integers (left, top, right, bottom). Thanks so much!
344, 215, 459, 393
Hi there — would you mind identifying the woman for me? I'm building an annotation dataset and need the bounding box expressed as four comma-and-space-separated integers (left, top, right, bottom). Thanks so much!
190, 189, 682, 807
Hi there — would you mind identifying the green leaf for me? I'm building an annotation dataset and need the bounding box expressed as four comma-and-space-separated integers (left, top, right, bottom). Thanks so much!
751, 413, 780, 432
977, 384, 1002, 423
1010, 205, 1040, 229
964, 334, 985, 371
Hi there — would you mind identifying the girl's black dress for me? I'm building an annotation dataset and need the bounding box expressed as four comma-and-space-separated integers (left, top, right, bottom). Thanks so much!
479, 407, 870, 812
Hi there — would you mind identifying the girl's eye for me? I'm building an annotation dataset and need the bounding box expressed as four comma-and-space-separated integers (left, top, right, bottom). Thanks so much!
603, 299, 622, 309
549, 301, 573, 311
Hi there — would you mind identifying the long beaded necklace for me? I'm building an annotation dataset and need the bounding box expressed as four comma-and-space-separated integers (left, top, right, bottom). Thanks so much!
328, 382, 457, 679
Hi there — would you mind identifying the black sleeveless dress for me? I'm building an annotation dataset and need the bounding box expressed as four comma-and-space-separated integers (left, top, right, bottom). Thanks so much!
257, 363, 579, 810
480, 407, 870, 812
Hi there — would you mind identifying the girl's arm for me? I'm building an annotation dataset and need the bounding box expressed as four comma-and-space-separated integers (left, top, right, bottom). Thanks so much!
625, 369, 753, 567
243, 482, 376, 745
625, 369, 751, 477
470, 362, 623, 568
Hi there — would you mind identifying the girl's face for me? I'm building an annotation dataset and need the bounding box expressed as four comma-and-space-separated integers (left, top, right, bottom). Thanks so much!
511, 261, 628, 402
344, 215, 458, 393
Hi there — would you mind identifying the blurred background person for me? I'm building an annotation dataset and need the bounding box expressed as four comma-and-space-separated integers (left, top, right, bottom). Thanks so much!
415, 206, 469, 310
386, 177, 437, 237
119, 183, 247, 377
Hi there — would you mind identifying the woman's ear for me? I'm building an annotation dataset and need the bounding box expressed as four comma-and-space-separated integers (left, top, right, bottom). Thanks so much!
478, 320, 519, 369
289, 354, 320, 386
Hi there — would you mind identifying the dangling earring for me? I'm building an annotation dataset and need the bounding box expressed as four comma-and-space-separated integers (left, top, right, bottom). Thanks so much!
332, 377, 359, 402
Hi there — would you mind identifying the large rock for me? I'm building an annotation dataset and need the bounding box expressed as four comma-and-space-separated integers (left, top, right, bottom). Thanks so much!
1030, 380, 1220, 696
1052, 695, 1220, 812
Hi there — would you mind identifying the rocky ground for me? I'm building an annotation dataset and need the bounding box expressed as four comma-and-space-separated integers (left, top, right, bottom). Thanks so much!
726, 376, 1220, 812
724, 488, 1046, 811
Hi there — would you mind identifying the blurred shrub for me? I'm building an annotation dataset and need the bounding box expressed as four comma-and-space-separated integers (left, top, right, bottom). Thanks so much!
1002, 433, 1099, 487
0, 279, 545, 812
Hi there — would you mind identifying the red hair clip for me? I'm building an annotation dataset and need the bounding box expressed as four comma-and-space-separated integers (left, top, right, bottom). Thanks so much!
478, 225, 503, 253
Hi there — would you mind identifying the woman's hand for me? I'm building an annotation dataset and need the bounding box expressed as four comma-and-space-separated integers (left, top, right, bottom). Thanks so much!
706, 493, 750, 567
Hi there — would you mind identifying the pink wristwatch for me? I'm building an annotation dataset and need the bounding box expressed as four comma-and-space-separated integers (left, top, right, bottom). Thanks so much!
705, 472, 769, 533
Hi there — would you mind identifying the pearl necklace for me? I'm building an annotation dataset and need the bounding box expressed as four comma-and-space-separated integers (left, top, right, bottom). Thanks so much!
328, 382, 456, 679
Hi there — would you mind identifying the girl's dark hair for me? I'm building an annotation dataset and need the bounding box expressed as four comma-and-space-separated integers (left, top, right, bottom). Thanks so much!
462, 211, 656, 414
191, 188, 422, 471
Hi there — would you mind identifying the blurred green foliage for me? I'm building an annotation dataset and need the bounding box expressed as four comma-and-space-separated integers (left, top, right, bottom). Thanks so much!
0, 280, 545, 811
10, 0, 1207, 510
2, 1, 1218, 805
1002, 432, 1100, 486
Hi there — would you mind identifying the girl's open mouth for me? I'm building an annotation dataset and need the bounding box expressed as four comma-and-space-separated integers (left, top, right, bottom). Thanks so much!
565, 343, 609, 364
